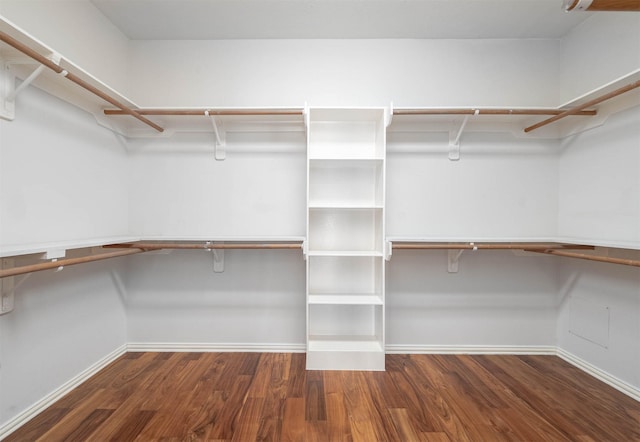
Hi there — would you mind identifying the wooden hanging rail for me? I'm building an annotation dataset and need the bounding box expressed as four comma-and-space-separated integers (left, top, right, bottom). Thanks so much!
393, 108, 597, 116
0, 30, 164, 133
104, 108, 305, 116
0, 248, 147, 279
105, 108, 596, 117
524, 80, 640, 133
391, 242, 594, 251
105, 241, 304, 250
526, 249, 640, 268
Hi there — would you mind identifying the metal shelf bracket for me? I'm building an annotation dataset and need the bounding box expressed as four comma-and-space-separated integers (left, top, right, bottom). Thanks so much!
1, 53, 61, 121
448, 242, 479, 272
207, 242, 225, 273
448, 109, 478, 161
1, 258, 15, 314
205, 111, 226, 160
0, 57, 16, 120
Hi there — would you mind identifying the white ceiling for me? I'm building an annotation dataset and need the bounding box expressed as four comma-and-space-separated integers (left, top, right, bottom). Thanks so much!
90, 0, 592, 40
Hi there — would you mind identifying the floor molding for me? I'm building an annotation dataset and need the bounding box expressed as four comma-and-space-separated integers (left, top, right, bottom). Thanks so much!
385, 344, 557, 355
0, 344, 127, 440
557, 348, 640, 402
126, 342, 307, 353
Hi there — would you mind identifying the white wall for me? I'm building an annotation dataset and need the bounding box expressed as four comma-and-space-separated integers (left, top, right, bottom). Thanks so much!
387, 131, 559, 240
559, 12, 640, 104
555, 16, 640, 395
0, 257, 128, 431
557, 105, 640, 248
127, 131, 306, 239
0, 85, 130, 252
123, 250, 305, 347
128, 39, 559, 108
0, 82, 129, 432
0, 0, 131, 95
556, 259, 640, 391
387, 250, 559, 348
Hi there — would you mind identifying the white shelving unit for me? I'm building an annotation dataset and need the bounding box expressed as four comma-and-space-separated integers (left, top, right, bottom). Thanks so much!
306, 108, 386, 371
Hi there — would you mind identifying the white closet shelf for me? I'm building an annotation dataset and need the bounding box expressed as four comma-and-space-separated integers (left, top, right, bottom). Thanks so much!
0, 238, 305, 279
308, 204, 384, 209
307, 251, 384, 257
387, 240, 640, 268
0, 236, 140, 259
309, 158, 383, 164
308, 293, 383, 305
307, 335, 384, 352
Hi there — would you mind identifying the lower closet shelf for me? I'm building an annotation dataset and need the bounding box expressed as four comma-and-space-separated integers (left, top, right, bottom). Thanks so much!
307, 335, 385, 371
308, 335, 383, 352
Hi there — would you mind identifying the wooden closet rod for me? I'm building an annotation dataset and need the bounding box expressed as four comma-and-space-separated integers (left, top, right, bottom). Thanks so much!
104, 108, 305, 116
104, 108, 597, 117
526, 249, 640, 268
0, 248, 146, 279
392, 243, 594, 250
524, 80, 640, 133
393, 108, 596, 116
0, 31, 164, 133
106, 242, 303, 250
565, 0, 640, 11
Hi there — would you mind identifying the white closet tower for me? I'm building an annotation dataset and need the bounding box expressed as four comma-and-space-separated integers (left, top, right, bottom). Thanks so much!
305, 108, 387, 371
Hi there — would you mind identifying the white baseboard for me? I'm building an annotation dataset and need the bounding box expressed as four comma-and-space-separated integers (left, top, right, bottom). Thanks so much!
557, 348, 640, 402
0, 344, 127, 440
385, 344, 557, 355
126, 342, 307, 353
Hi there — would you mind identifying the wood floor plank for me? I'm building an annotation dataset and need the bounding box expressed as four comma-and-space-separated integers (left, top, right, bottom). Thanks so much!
230, 397, 264, 442
105, 409, 155, 442
323, 370, 353, 442
305, 370, 327, 421
2, 407, 71, 442
254, 353, 288, 440
341, 371, 388, 442
392, 355, 468, 438
389, 407, 421, 441
60, 408, 114, 441
5, 352, 638, 441
281, 397, 306, 442
34, 389, 114, 442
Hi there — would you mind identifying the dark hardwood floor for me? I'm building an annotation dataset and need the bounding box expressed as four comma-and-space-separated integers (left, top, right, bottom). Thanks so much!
5, 352, 639, 441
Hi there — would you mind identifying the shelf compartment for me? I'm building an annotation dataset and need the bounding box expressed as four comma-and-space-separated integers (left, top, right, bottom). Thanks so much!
306, 340, 385, 370
307, 303, 384, 371
308, 304, 382, 337
307, 109, 386, 160
308, 255, 383, 295
308, 208, 383, 253
309, 159, 384, 208
308, 121, 384, 159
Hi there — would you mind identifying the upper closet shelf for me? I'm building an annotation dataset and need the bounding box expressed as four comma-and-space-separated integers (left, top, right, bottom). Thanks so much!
390, 70, 640, 139
0, 17, 638, 140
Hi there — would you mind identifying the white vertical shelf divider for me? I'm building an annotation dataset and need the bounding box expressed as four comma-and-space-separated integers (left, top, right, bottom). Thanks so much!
306, 108, 386, 371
